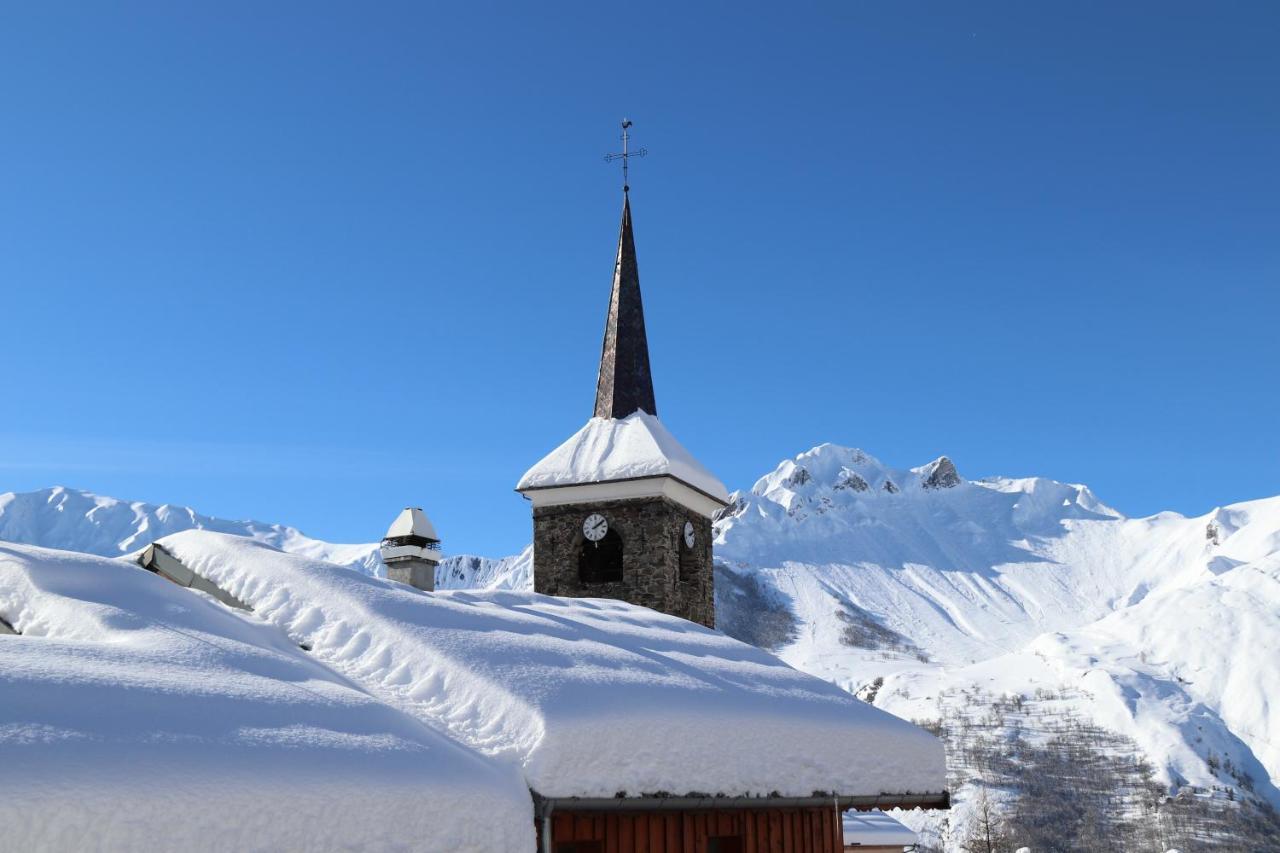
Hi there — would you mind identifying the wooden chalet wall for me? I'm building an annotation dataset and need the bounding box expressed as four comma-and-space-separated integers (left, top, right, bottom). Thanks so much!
539, 806, 844, 853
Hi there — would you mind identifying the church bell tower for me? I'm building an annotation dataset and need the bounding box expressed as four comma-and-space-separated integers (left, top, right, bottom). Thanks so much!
516, 126, 727, 627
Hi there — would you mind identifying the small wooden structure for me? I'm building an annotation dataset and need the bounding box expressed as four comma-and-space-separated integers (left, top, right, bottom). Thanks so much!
534, 794, 946, 853
540, 808, 835, 853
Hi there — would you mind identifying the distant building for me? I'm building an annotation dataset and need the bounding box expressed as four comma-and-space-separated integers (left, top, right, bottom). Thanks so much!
518, 189, 729, 627
379, 507, 441, 591
842, 811, 918, 851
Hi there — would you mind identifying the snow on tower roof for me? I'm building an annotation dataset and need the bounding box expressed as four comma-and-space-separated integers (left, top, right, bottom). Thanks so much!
384, 506, 438, 541
0, 541, 531, 852
516, 411, 730, 504
157, 530, 946, 800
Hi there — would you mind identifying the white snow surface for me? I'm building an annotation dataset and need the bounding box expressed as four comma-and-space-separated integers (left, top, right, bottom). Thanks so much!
842, 810, 917, 845
157, 529, 945, 800
516, 412, 730, 501
0, 541, 533, 852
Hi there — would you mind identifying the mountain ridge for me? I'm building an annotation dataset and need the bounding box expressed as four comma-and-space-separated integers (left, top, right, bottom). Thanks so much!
0, 485, 520, 591
708, 443, 1280, 842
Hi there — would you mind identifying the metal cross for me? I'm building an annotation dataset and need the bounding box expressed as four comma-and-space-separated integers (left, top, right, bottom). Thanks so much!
604, 118, 647, 193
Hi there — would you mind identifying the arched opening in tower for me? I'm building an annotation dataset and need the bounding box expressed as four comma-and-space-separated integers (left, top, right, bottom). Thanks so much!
579, 529, 623, 584
679, 540, 698, 582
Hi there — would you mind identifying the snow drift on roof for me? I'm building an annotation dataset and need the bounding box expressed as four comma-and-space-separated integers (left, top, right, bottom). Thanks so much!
0, 541, 532, 853
159, 530, 946, 800
516, 411, 730, 502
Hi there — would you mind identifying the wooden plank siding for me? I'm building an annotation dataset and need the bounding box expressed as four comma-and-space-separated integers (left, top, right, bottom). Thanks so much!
538, 807, 844, 853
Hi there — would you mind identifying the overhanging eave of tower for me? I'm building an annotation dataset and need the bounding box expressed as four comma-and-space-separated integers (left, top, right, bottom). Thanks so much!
515, 411, 730, 518
593, 194, 657, 419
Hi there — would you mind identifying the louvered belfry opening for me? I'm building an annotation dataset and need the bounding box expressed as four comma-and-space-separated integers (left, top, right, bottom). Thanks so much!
579, 529, 623, 584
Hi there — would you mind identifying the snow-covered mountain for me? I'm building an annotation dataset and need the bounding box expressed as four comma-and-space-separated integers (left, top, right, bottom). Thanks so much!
710, 444, 1280, 845
4, 452, 1279, 845
0, 487, 378, 569
0, 486, 518, 590
437, 546, 533, 590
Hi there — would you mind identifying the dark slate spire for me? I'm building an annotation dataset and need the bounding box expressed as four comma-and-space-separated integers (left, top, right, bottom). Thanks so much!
594, 193, 657, 419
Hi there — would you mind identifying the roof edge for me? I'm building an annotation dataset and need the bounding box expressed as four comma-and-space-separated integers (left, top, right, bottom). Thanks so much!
516, 472, 730, 507
532, 791, 950, 816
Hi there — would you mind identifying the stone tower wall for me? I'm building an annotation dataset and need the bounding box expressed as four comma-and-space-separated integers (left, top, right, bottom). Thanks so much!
532, 494, 714, 628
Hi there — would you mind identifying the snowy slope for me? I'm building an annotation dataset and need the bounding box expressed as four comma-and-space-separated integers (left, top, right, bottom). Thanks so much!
155, 530, 946, 800
715, 445, 1137, 665
0, 541, 533, 852
711, 445, 1280, 814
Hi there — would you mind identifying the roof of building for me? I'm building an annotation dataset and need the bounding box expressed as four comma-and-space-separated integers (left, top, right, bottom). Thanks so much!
842, 810, 918, 846
0, 541, 532, 852
594, 192, 657, 420
157, 530, 947, 801
516, 410, 730, 503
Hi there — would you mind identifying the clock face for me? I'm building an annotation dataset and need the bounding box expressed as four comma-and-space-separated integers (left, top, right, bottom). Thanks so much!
683, 520, 696, 549
583, 513, 608, 542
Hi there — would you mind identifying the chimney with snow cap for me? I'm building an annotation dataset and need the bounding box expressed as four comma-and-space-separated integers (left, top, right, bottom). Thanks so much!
380, 508, 442, 591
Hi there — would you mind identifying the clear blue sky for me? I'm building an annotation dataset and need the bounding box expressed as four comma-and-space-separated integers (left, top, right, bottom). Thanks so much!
2, 2, 1276, 555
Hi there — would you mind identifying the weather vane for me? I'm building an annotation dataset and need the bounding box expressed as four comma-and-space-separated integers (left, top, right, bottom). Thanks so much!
604, 118, 647, 193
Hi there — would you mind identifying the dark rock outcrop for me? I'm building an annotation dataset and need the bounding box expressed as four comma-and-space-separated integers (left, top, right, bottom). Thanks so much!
921, 456, 962, 490
785, 467, 811, 488
834, 472, 870, 492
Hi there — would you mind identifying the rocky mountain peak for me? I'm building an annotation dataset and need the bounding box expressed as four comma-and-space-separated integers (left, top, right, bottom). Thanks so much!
918, 456, 962, 490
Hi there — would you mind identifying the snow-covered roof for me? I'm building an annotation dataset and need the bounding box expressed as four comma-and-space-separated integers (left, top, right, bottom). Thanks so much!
0, 541, 531, 852
384, 506, 438, 541
157, 530, 946, 800
516, 411, 730, 503
843, 810, 918, 846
